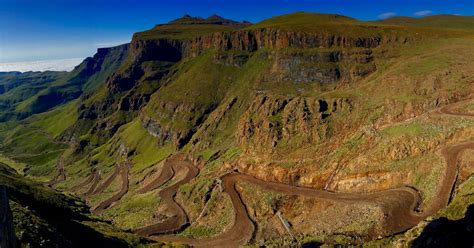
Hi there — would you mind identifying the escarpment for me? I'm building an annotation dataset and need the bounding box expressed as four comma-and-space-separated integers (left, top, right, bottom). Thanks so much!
129, 25, 387, 150
45, 13, 458, 167
2, 12, 474, 248
186, 29, 385, 53
129, 27, 404, 60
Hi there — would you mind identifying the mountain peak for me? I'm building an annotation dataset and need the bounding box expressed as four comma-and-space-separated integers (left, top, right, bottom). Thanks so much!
167, 14, 251, 27
207, 14, 223, 20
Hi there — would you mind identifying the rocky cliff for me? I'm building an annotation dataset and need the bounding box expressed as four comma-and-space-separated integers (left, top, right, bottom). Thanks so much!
237, 95, 352, 152
1, 12, 473, 247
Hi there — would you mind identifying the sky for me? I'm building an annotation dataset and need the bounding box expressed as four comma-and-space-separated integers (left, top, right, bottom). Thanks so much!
0, 0, 473, 69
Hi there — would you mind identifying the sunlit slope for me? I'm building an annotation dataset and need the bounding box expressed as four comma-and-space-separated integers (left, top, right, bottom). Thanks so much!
0, 12, 472, 246
378, 14, 474, 30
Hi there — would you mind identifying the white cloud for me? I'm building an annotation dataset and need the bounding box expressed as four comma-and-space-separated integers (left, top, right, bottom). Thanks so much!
0, 58, 84, 72
414, 10, 433, 17
378, 12, 397, 19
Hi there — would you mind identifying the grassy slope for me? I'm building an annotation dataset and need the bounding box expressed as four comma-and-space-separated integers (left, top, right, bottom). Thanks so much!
0, 12, 473, 246
12, 44, 128, 120
378, 15, 474, 30
135, 24, 235, 40
246, 12, 458, 41
0, 71, 67, 120
0, 162, 146, 247
144, 50, 239, 137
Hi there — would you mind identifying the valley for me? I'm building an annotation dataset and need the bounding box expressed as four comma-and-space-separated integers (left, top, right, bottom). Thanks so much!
0, 12, 474, 247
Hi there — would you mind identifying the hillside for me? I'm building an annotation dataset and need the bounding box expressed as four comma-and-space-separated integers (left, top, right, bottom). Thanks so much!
377, 14, 474, 30
0, 162, 148, 247
0, 12, 474, 247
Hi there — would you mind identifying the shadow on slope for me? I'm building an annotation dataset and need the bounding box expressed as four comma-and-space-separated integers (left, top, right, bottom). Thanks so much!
0, 163, 146, 248
412, 204, 474, 248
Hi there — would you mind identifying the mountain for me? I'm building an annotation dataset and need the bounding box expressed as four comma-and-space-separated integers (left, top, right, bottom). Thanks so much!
0, 12, 474, 247
168, 14, 251, 27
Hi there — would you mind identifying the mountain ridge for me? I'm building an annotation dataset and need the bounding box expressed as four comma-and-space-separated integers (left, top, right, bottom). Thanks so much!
0, 12, 473, 247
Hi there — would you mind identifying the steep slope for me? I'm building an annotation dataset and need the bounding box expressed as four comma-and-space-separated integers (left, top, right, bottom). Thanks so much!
0, 12, 473, 247
0, 162, 147, 247
0, 44, 129, 180
15, 44, 129, 119
0, 71, 67, 121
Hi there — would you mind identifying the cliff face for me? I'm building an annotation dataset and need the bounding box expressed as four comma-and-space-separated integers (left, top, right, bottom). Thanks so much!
237, 95, 352, 152
14, 44, 129, 122
127, 26, 382, 150
1, 13, 449, 156
129, 28, 400, 59
186, 29, 384, 54
261, 49, 376, 84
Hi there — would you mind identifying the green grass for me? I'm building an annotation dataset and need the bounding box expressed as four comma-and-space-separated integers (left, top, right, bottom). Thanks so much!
411, 155, 446, 201
246, 12, 453, 40
180, 225, 217, 238
102, 190, 162, 230
134, 24, 236, 40
381, 121, 426, 137
462, 101, 474, 112
0, 153, 27, 174
89, 172, 123, 206
239, 181, 283, 215
179, 189, 234, 239
0, 71, 67, 120
439, 177, 474, 220
0, 162, 87, 215
116, 119, 174, 173
1, 11, 474, 247
0, 121, 66, 178
248, 12, 358, 31
25, 99, 79, 138
378, 15, 474, 30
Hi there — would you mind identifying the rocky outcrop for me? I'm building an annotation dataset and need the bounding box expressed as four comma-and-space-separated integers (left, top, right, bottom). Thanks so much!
237, 95, 352, 151
129, 39, 184, 64
189, 97, 239, 151
140, 100, 216, 148
106, 38, 183, 94
141, 113, 172, 143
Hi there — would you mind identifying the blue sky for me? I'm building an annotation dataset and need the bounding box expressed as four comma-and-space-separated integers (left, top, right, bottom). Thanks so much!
1, 0, 473, 63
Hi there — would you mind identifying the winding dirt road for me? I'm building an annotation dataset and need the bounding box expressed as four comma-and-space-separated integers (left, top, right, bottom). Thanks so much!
439, 98, 474, 117
151, 171, 427, 247
92, 164, 122, 195
137, 160, 175, 194
82, 170, 101, 197
134, 157, 199, 236
69, 169, 99, 192
92, 162, 130, 214
48, 156, 66, 187
134, 99, 473, 247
